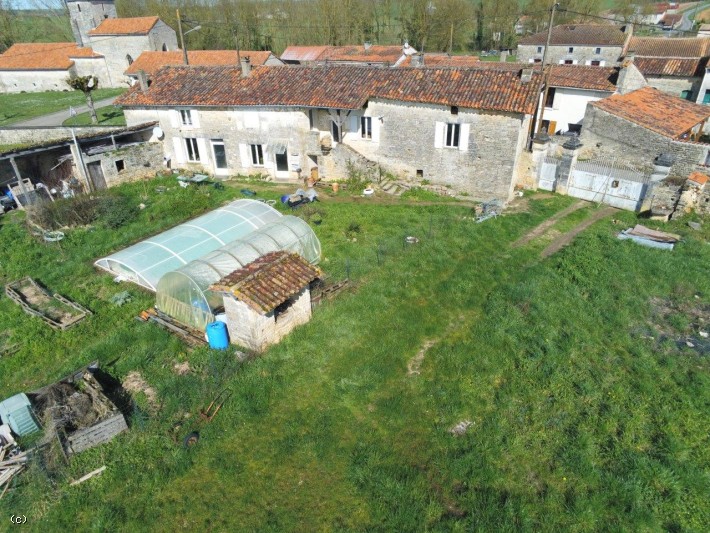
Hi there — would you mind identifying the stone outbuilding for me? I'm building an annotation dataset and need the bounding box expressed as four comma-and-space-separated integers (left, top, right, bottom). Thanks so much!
210, 251, 321, 353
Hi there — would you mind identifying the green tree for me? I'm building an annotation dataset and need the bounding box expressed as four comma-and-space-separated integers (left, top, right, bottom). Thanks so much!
67, 75, 100, 125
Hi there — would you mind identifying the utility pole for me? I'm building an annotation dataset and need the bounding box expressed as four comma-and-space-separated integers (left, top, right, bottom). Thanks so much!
534, 2, 559, 138
449, 22, 454, 55
177, 9, 188, 65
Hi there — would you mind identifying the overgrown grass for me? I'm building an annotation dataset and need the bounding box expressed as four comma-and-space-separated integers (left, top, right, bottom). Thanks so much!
0, 89, 125, 126
0, 179, 708, 531
62, 105, 126, 127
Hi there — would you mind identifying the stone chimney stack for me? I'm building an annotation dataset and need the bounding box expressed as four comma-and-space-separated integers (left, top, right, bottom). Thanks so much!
521, 68, 533, 83
137, 70, 149, 93
364, 41, 372, 51
240, 56, 251, 78
617, 53, 647, 95
411, 53, 424, 67
499, 50, 509, 62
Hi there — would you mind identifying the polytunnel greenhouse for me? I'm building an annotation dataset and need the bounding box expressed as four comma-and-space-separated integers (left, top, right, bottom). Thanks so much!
155, 216, 321, 331
94, 199, 282, 291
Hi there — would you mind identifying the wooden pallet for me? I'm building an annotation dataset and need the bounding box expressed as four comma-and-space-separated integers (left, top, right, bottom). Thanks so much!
138, 308, 208, 348
311, 279, 352, 306
5, 277, 91, 330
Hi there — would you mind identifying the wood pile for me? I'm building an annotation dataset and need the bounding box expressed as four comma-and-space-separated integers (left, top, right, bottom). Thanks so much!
0, 444, 28, 499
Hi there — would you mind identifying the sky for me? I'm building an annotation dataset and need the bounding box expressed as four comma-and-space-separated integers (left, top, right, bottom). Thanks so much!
6, 0, 66, 9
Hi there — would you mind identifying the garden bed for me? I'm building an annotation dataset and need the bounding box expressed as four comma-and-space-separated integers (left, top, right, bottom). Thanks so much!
5, 277, 91, 330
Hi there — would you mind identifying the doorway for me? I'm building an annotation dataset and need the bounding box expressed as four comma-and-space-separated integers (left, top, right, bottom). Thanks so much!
87, 161, 106, 189
275, 150, 288, 173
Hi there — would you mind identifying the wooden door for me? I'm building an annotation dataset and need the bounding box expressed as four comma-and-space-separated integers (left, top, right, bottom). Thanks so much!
87, 161, 107, 190
547, 121, 557, 135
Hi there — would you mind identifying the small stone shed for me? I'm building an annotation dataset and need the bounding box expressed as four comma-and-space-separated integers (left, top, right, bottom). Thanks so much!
210, 251, 321, 353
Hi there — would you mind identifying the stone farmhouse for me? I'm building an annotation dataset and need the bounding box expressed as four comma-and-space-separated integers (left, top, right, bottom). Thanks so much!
517, 24, 631, 66
580, 86, 710, 180
0, 0, 178, 92
125, 50, 283, 82
117, 63, 542, 202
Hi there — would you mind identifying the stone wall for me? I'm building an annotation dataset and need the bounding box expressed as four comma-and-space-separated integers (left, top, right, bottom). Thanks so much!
580, 105, 707, 180
0, 126, 126, 148
517, 44, 623, 65
645, 76, 701, 100
80, 141, 164, 188
223, 288, 311, 352
67, 0, 117, 46
0, 70, 75, 93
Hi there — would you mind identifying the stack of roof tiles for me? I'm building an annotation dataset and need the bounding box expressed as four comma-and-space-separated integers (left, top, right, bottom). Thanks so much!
116, 64, 543, 114
591, 86, 710, 139
210, 251, 321, 314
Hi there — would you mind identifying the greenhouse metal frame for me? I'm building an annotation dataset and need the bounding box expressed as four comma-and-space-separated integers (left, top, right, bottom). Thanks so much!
94, 199, 282, 291
156, 216, 321, 331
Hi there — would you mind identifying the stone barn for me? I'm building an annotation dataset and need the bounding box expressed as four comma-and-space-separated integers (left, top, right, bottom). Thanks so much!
210, 252, 321, 353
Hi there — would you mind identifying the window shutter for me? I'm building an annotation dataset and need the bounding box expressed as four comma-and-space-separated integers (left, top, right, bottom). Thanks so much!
349, 115, 358, 136
238, 143, 249, 167
372, 117, 380, 143
584, 60, 591, 66
434, 122, 444, 148
172, 137, 185, 164
195, 138, 207, 163
169, 110, 179, 128
190, 110, 200, 128
458, 123, 470, 152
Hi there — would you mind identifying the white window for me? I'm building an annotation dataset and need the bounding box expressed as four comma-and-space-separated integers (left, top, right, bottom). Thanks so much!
361, 116, 372, 139
184, 138, 200, 162
445, 123, 460, 148
250, 144, 264, 166
595, 47, 601, 55
180, 109, 193, 126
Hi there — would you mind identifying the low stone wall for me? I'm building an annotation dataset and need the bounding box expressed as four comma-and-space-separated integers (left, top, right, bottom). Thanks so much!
0, 126, 126, 148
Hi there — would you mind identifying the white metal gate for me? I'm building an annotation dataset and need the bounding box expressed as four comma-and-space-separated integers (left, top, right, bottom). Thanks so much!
539, 155, 560, 191
569, 158, 648, 211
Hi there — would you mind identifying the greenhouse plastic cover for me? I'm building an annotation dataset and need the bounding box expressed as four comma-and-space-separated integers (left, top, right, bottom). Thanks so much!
156, 216, 321, 331
94, 199, 282, 291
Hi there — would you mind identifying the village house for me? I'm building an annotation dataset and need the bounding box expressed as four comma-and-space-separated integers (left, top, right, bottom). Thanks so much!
623, 37, 710, 101
117, 62, 542, 202
517, 24, 631, 66
124, 50, 283, 82
580, 86, 710, 180
0, 1, 177, 92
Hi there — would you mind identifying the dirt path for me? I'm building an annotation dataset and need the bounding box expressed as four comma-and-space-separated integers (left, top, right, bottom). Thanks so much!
511, 200, 588, 248
541, 206, 617, 258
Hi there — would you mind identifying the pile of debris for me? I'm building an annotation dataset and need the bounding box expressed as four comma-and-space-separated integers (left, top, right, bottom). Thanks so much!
0, 427, 28, 498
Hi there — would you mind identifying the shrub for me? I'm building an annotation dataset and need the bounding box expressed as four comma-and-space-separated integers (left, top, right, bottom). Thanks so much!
97, 194, 139, 229
27, 195, 100, 229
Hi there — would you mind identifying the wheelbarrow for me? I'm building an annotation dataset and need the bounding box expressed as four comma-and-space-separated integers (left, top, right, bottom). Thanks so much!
174, 389, 232, 448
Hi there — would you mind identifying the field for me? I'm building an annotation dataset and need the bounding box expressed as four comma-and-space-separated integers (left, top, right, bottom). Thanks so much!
0, 89, 125, 127
0, 175, 708, 531
62, 105, 126, 127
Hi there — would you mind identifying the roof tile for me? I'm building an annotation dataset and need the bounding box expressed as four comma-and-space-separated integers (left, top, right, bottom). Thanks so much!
626, 37, 710, 58
88, 16, 160, 35
210, 251, 321, 314
117, 64, 542, 114
633, 57, 708, 77
591, 86, 710, 138
519, 24, 627, 47
0, 42, 101, 71
125, 50, 276, 76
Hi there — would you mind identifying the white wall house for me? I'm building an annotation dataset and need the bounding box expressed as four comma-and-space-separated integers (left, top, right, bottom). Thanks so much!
119, 64, 542, 202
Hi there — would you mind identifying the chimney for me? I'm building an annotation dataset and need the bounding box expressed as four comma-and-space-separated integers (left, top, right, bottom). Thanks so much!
499, 50, 509, 62
623, 23, 634, 35
240, 56, 251, 78
137, 70, 149, 93
521, 68, 533, 83
410, 53, 424, 67
617, 53, 647, 95
364, 41, 372, 51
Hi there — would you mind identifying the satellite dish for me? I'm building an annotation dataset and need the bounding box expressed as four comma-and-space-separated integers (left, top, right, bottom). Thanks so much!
152, 126, 164, 140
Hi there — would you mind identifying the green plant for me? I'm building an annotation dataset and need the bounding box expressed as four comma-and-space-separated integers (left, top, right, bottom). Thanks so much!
26, 195, 100, 229
97, 194, 139, 229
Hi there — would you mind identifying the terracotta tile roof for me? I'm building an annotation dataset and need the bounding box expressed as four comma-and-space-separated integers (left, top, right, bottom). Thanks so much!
210, 251, 321, 314
281, 46, 330, 62
0, 42, 101, 70
125, 50, 276, 76
687, 171, 708, 185
660, 13, 683, 26
398, 54, 481, 67
591, 86, 710, 138
519, 24, 627, 47
88, 16, 160, 35
633, 57, 708, 77
548, 65, 618, 91
117, 64, 542, 114
281, 44, 415, 64
626, 37, 710, 57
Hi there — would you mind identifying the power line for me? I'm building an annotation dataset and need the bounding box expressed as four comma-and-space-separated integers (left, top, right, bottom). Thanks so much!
558, 7, 701, 37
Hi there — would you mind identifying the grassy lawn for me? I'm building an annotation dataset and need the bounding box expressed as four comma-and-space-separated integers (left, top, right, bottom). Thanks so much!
62, 105, 126, 127
0, 176, 708, 531
0, 89, 125, 127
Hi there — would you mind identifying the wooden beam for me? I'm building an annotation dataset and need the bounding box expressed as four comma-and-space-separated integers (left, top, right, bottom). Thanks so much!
69, 465, 106, 486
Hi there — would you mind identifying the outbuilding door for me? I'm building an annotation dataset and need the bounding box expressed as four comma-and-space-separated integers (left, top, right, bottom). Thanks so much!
87, 161, 107, 190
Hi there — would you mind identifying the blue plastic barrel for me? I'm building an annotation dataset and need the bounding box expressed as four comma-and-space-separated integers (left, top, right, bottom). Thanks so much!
206, 321, 229, 350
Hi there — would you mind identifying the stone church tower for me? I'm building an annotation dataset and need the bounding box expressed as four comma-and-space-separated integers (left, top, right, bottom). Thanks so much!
66, 0, 117, 47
